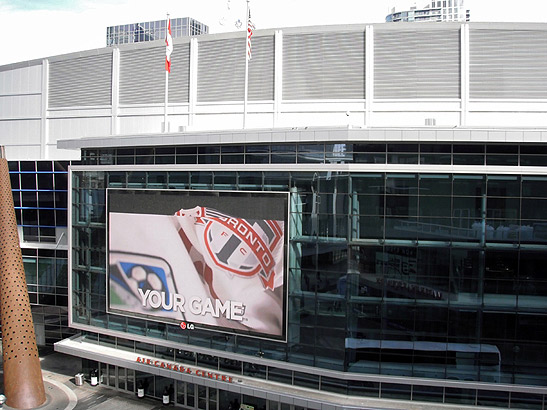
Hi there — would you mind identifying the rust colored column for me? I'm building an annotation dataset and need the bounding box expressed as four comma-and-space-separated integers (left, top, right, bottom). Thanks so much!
0, 147, 46, 409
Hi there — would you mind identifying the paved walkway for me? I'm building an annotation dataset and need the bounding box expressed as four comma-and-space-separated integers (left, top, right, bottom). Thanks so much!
0, 348, 526, 410
0, 349, 169, 410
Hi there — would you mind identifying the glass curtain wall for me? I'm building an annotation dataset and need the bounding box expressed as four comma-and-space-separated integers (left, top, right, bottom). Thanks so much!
71, 169, 547, 388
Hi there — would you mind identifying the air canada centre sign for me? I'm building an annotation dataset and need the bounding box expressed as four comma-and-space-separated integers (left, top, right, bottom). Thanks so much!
136, 356, 234, 383
107, 189, 289, 342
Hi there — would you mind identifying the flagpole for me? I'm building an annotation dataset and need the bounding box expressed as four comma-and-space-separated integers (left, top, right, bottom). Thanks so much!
243, 0, 250, 129
164, 13, 170, 132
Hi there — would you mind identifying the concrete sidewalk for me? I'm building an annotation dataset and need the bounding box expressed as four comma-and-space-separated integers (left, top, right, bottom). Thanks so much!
0, 349, 169, 410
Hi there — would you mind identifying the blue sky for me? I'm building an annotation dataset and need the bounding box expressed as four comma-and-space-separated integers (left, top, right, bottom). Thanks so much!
0, 0, 81, 10
0, 0, 546, 66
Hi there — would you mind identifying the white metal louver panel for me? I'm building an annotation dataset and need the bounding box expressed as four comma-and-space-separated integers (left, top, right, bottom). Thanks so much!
248, 35, 274, 101
374, 28, 460, 99
283, 31, 365, 100
470, 29, 547, 99
49, 54, 112, 108
119, 43, 190, 104
198, 38, 245, 102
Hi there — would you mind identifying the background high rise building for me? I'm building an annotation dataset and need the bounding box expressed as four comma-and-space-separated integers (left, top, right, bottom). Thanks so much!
106, 17, 208, 46
386, 1, 470, 22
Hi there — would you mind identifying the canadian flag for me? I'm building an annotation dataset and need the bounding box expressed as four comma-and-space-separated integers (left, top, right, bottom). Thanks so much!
165, 18, 173, 72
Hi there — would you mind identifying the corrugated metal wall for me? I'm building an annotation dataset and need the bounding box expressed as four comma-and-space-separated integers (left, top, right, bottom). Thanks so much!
120, 43, 190, 104
469, 29, 547, 99
374, 28, 460, 99
283, 31, 365, 100
198, 38, 245, 102
197, 35, 274, 102
248, 35, 275, 101
49, 54, 112, 108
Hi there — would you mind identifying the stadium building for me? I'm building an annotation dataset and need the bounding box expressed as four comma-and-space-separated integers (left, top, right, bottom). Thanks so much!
1, 21, 547, 409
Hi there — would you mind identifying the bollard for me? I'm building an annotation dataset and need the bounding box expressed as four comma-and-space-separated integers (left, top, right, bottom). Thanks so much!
75, 373, 84, 386
90, 369, 98, 386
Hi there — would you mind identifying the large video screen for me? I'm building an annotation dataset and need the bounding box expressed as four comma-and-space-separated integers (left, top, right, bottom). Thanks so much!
107, 189, 288, 341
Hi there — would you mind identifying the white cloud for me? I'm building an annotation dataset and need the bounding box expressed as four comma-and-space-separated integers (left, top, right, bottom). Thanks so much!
1, 0, 546, 66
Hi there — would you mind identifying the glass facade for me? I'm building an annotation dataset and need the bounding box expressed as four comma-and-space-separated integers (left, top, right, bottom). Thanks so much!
69, 142, 547, 407
9, 160, 77, 346
10, 160, 70, 243
106, 17, 208, 46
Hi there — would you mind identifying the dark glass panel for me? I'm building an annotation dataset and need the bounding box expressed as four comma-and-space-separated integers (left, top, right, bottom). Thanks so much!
198, 146, 220, 154
190, 172, 213, 189
522, 177, 547, 198
176, 146, 197, 155
522, 198, 547, 219
147, 172, 167, 187
420, 144, 451, 153
198, 154, 220, 164
23, 208, 38, 225
20, 172, 36, 189
487, 145, 518, 154
386, 174, 418, 194
388, 144, 418, 153
39, 191, 55, 208
293, 371, 319, 389
385, 217, 418, 239
221, 145, 244, 153
521, 145, 547, 155
387, 153, 418, 164
420, 154, 451, 164
155, 147, 175, 155
354, 152, 386, 163
321, 376, 347, 395
509, 392, 544, 409
221, 154, 244, 164
271, 153, 296, 163
420, 175, 451, 196
246, 153, 269, 163
445, 387, 476, 405
520, 155, 547, 166
386, 195, 418, 216
356, 194, 384, 215
486, 155, 518, 166
238, 171, 262, 188
271, 144, 295, 153
9, 173, 20, 189
486, 197, 520, 220
454, 144, 484, 153
243, 362, 266, 379
39, 209, 55, 226
487, 176, 520, 197
20, 161, 36, 171
453, 154, 484, 165
54, 172, 68, 190
453, 175, 484, 196
352, 174, 384, 195
168, 172, 189, 189
8, 161, 19, 171
263, 172, 289, 190
477, 390, 509, 408
381, 383, 411, 400
245, 145, 269, 153
419, 197, 451, 217
176, 155, 197, 164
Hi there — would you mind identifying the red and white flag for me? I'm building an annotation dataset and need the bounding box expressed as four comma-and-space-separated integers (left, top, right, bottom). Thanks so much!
246, 9, 254, 61
165, 18, 173, 72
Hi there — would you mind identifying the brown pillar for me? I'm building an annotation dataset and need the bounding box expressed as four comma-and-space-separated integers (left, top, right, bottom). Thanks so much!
0, 147, 46, 409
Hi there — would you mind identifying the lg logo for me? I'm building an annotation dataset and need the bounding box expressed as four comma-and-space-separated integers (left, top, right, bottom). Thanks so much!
180, 322, 195, 330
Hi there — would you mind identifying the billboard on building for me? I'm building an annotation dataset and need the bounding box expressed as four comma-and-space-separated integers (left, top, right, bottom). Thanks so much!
107, 189, 288, 341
